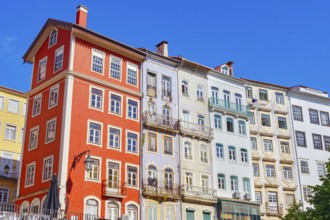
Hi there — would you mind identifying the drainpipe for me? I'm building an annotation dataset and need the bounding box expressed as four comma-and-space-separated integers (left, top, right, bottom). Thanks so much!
288, 95, 304, 210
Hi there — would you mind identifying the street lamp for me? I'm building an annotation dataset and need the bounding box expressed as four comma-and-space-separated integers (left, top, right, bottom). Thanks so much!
71, 150, 93, 172
4, 164, 10, 175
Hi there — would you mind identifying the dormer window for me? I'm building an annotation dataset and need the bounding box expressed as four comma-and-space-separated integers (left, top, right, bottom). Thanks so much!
49, 29, 58, 47
221, 65, 229, 75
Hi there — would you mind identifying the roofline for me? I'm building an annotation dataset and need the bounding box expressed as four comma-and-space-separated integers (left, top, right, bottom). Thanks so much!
289, 90, 330, 102
241, 78, 290, 90
0, 86, 26, 97
138, 48, 180, 64
290, 85, 328, 95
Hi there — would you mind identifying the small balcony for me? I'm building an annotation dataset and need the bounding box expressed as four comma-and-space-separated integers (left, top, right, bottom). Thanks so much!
181, 185, 217, 205
142, 180, 180, 201
0, 158, 20, 179
142, 111, 179, 133
179, 121, 213, 141
102, 180, 127, 198
208, 98, 250, 118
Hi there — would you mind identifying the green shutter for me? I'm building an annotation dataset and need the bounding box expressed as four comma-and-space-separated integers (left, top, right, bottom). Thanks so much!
186, 210, 195, 220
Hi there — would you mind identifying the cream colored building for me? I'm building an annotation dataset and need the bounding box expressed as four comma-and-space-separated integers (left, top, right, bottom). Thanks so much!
243, 80, 297, 219
0, 86, 26, 203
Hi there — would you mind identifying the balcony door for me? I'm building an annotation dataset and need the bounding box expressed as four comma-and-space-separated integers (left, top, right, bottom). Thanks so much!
108, 162, 119, 192
201, 175, 209, 193
224, 90, 230, 108
106, 202, 119, 220
182, 110, 190, 128
211, 87, 219, 105
268, 192, 278, 214
163, 105, 171, 126
164, 168, 174, 190
185, 172, 193, 191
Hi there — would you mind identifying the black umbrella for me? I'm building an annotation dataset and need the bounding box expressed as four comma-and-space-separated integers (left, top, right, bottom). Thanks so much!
43, 174, 60, 216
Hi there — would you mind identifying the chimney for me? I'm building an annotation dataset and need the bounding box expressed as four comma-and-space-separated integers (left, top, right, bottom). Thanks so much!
76, 5, 88, 28
156, 41, 168, 57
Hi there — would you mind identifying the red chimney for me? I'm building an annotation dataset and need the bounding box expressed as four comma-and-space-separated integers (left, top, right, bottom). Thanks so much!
76, 5, 88, 28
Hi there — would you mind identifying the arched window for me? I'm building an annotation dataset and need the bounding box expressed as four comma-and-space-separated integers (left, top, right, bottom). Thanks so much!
147, 165, 158, 186
127, 204, 138, 220
31, 198, 40, 214
164, 168, 174, 190
20, 201, 29, 214
85, 199, 98, 218
221, 65, 229, 75
162, 105, 171, 126
214, 114, 222, 129
106, 202, 119, 220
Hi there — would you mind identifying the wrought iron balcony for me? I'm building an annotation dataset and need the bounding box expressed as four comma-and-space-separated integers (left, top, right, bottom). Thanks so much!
142, 111, 179, 132
0, 158, 20, 179
179, 121, 214, 141
181, 185, 217, 204
142, 180, 180, 201
102, 180, 127, 198
209, 98, 250, 117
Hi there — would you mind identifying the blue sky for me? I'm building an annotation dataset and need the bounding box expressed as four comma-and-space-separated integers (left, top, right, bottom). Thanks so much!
1, 1, 329, 93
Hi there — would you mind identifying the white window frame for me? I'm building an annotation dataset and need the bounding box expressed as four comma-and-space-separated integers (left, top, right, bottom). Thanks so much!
84, 196, 101, 219
109, 55, 122, 80
25, 162, 36, 187
85, 156, 101, 183
87, 120, 103, 147
228, 146, 236, 161
240, 148, 248, 163
317, 162, 326, 176
216, 143, 224, 159
251, 137, 257, 150
300, 160, 310, 174
266, 164, 276, 178
303, 186, 312, 201
91, 48, 105, 74
42, 155, 54, 182
0, 187, 9, 203
126, 164, 139, 189
126, 130, 139, 155
108, 125, 121, 151
127, 98, 139, 121
280, 141, 290, 154
126, 62, 138, 86
38, 56, 47, 82
263, 139, 273, 152
54, 46, 64, 72
5, 124, 16, 141
164, 135, 173, 156
109, 92, 123, 116
45, 118, 57, 144
49, 84, 59, 109
275, 92, 285, 104
148, 132, 157, 153
181, 80, 189, 96
196, 85, 204, 101
0, 96, 4, 110
48, 29, 58, 48
238, 120, 246, 135
32, 94, 42, 117
89, 86, 104, 111
29, 126, 39, 151
283, 166, 293, 179
8, 99, 19, 114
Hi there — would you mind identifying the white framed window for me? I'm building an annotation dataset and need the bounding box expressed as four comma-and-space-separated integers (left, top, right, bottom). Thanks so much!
266, 164, 276, 177
278, 117, 287, 129
90, 87, 103, 110
216, 143, 224, 159
300, 160, 310, 174
88, 121, 102, 145
325, 136, 330, 151
263, 139, 273, 151
164, 136, 173, 155
259, 89, 268, 101
181, 80, 189, 96
8, 99, 19, 114
0, 96, 4, 110
250, 137, 257, 150
46, 118, 56, 143
280, 142, 290, 154
86, 157, 100, 181
127, 132, 138, 153
42, 156, 53, 181
230, 175, 238, 191
127, 63, 137, 86
249, 112, 255, 125
85, 199, 99, 219
127, 204, 138, 220
228, 146, 236, 161
32, 95, 42, 116
127, 99, 138, 120
214, 114, 222, 129
241, 149, 248, 163
184, 141, 192, 160
54, 46, 64, 72
221, 65, 229, 75
49, 85, 59, 108
148, 132, 157, 152
147, 203, 158, 220
217, 174, 226, 190
127, 165, 138, 187
317, 162, 326, 176
293, 105, 303, 121
164, 205, 174, 220
25, 162, 36, 187
5, 125, 16, 141
91, 48, 104, 74
29, 126, 39, 150
38, 57, 47, 82
255, 191, 262, 204
275, 92, 284, 104
20, 128, 24, 143
253, 163, 259, 176
196, 84, 203, 100
261, 114, 271, 127
110, 93, 121, 115
108, 127, 121, 149
162, 76, 171, 100
0, 187, 9, 202
49, 29, 57, 47
320, 111, 330, 126
200, 145, 208, 163
243, 178, 251, 193
303, 186, 312, 201
283, 166, 293, 179
110, 55, 121, 80
226, 117, 234, 132
285, 194, 295, 208
238, 120, 246, 135
245, 86, 253, 99
22, 103, 26, 116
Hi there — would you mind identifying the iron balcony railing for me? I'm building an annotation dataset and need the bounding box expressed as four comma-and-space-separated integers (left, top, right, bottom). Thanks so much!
181, 185, 216, 201
208, 98, 250, 117
142, 179, 180, 199
142, 111, 179, 131
0, 158, 20, 179
102, 180, 127, 198
179, 121, 214, 140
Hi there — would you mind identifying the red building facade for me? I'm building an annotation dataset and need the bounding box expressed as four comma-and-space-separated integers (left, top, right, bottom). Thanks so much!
16, 6, 145, 219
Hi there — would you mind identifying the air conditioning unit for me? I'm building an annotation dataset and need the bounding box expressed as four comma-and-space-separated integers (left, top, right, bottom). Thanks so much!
244, 193, 252, 200
233, 191, 241, 198
121, 215, 130, 220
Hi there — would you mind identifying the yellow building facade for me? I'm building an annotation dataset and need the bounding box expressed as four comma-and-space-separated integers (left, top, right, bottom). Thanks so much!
0, 86, 26, 203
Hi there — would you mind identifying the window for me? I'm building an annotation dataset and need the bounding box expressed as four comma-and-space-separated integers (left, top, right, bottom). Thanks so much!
86, 158, 100, 181
23, 103, 27, 116
226, 117, 234, 132
8, 99, 19, 114
249, 112, 255, 125
25, 163, 35, 186
261, 114, 271, 127
200, 145, 208, 163
162, 76, 171, 100
181, 80, 189, 96
127, 132, 138, 153
0, 188, 9, 202
90, 88, 103, 110
147, 165, 157, 185
42, 157, 53, 181
300, 160, 310, 174
0, 96, 3, 110
217, 174, 226, 190
185, 172, 193, 190
164, 136, 173, 155
317, 162, 326, 176
268, 192, 278, 211
88, 122, 101, 145
109, 127, 120, 149
38, 57, 47, 81
164, 168, 174, 189
320, 111, 330, 126
147, 203, 158, 220
110, 94, 121, 115
263, 139, 273, 151
46, 119, 56, 143
148, 132, 157, 152
216, 143, 224, 159
303, 186, 312, 201
266, 164, 276, 177
243, 178, 251, 193
283, 167, 293, 179
228, 146, 236, 161
286, 194, 295, 208
29, 127, 39, 150
85, 199, 99, 218
106, 202, 119, 220
127, 166, 138, 187
324, 136, 330, 151
255, 191, 262, 204
280, 142, 290, 154
275, 92, 284, 104
147, 72, 156, 95
128, 99, 138, 120
127, 63, 137, 86
184, 141, 192, 160
110, 55, 121, 79
5, 125, 16, 141
224, 90, 230, 108
312, 134, 323, 150
54, 47, 64, 72
198, 115, 205, 131
49, 85, 59, 108
221, 65, 229, 75
230, 176, 238, 191
238, 120, 246, 135
259, 89, 268, 101
235, 94, 242, 111
49, 29, 57, 47
253, 163, 259, 176
278, 117, 287, 129
127, 204, 138, 220
241, 149, 248, 163
245, 86, 253, 98
32, 95, 42, 116
309, 109, 319, 124
296, 131, 306, 147
292, 105, 303, 121
165, 205, 174, 220
91, 48, 104, 73
163, 105, 171, 126
250, 137, 257, 150
196, 84, 203, 100
20, 128, 24, 143
214, 114, 222, 129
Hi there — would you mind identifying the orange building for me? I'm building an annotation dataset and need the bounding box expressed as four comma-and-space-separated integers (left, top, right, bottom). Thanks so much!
16, 5, 145, 219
